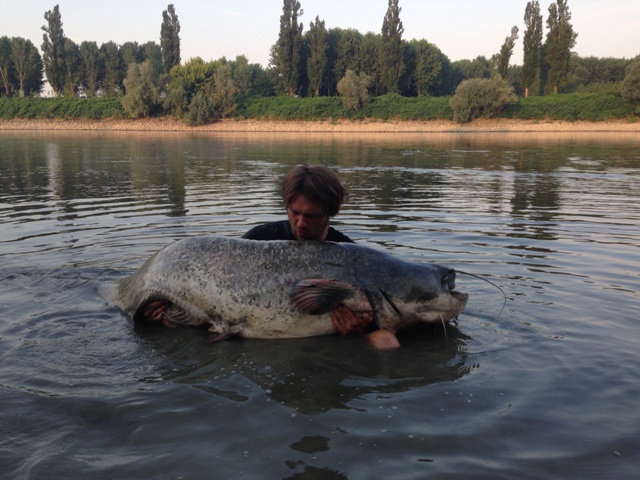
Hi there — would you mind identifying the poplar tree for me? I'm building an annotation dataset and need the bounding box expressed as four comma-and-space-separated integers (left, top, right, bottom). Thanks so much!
41, 4, 66, 96
63, 38, 81, 96
497, 26, 519, 79
161, 4, 181, 74
79, 41, 102, 97
410, 39, 443, 96
306, 16, 328, 96
100, 41, 123, 96
0, 37, 13, 96
272, 0, 304, 96
545, 0, 577, 93
379, 0, 405, 94
522, 1, 543, 97
11, 38, 43, 97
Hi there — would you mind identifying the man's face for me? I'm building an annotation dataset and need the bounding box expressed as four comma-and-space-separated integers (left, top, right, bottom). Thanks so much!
287, 196, 330, 241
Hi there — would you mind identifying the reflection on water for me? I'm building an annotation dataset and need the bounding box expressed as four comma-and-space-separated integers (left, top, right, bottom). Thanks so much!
1, 131, 639, 479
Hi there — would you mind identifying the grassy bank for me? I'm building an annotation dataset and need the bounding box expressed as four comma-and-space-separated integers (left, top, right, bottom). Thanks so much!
0, 92, 636, 124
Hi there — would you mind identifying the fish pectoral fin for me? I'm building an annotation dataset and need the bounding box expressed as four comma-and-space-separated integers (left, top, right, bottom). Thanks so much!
207, 325, 244, 343
289, 279, 357, 315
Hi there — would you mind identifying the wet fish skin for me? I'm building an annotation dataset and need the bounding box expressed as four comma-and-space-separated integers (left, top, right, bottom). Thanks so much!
111, 236, 468, 340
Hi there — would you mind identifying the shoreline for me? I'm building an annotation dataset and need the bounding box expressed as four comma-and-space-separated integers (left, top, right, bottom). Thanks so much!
1, 117, 639, 133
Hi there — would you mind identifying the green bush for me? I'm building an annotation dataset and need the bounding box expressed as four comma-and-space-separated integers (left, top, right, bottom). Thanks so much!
506, 92, 634, 120
337, 70, 372, 112
621, 59, 640, 114
450, 77, 517, 123
0, 97, 125, 119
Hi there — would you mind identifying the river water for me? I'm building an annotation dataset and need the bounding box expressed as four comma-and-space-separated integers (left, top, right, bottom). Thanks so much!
1, 131, 639, 479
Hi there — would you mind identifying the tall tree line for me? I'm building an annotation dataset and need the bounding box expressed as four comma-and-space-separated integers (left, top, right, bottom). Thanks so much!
2, 0, 634, 101
34, 3, 177, 97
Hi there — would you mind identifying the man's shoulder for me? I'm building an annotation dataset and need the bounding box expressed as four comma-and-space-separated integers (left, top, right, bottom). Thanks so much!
326, 227, 355, 243
242, 220, 294, 241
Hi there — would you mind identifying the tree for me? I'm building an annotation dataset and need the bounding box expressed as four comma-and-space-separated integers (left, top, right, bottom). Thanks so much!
450, 76, 517, 123
621, 58, 640, 113
545, 0, 577, 93
272, 0, 304, 96
122, 60, 164, 117
306, 16, 328, 96
11, 37, 44, 97
333, 29, 363, 84
522, 1, 543, 97
100, 41, 123, 96
121, 41, 144, 67
337, 69, 371, 111
161, 4, 181, 74
0, 36, 14, 96
41, 4, 66, 96
497, 26, 519, 79
379, 0, 405, 94
409, 39, 443, 96
209, 64, 237, 118
142, 41, 164, 78
63, 38, 81, 96
79, 41, 102, 97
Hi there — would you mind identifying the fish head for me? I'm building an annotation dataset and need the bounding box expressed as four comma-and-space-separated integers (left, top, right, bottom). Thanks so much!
374, 264, 469, 332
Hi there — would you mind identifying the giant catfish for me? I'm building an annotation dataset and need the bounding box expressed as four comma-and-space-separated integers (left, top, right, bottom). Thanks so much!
110, 236, 468, 346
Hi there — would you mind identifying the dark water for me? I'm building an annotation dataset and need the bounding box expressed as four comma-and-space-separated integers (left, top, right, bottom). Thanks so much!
1, 131, 639, 479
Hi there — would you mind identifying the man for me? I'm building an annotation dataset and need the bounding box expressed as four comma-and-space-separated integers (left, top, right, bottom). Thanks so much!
242, 164, 354, 243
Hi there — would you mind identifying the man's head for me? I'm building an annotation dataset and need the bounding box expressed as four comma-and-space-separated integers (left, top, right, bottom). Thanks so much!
282, 165, 347, 241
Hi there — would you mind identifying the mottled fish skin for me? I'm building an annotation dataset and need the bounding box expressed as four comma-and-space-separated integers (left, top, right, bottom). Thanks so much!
110, 236, 468, 340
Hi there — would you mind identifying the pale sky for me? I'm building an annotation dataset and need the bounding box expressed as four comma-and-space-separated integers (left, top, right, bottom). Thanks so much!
2, 0, 639, 68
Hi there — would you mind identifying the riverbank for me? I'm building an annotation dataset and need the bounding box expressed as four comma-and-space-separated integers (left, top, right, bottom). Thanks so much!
1, 117, 639, 132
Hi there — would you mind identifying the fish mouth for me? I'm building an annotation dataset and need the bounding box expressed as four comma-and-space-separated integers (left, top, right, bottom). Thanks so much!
451, 290, 469, 302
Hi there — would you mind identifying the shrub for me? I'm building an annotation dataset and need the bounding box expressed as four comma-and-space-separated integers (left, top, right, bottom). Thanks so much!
450, 76, 517, 123
337, 70, 372, 112
621, 58, 640, 114
184, 91, 214, 126
122, 61, 164, 118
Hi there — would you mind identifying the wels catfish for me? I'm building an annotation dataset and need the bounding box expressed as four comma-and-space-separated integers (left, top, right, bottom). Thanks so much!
109, 236, 468, 346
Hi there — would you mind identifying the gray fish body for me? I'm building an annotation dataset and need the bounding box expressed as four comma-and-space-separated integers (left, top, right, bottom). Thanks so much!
111, 236, 468, 339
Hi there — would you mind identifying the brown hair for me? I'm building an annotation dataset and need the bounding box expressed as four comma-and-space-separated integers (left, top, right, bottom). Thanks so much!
282, 165, 347, 217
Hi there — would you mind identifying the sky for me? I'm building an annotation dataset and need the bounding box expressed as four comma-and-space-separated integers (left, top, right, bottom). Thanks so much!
2, 0, 639, 69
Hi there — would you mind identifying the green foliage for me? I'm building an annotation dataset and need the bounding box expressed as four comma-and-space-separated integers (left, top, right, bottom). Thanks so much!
236, 95, 343, 120
41, 5, 66, 96
365, 93, 452, 120
100, 41, 124, 97
209, 64, 237, 118
160, 4, 181, 74
272, 0, 304, 96
235, 92, 453, 121
9, 37, 44, 97
408, 39, 443, 97
122, 60, 165, 118
0, 97, 124, 119
184, 91, 214, 126
306, 16, 329, 96
379, 0, 405, 94
337, 70, 371, 111
545, 0, 577, 93
522, 1, 543, 96
63, 38, 81, 96
79, 41, 102, 97
621, 59, 640, 113
450, 77, 517, 123
505, 92, 634, 120
497, 26, 519, 78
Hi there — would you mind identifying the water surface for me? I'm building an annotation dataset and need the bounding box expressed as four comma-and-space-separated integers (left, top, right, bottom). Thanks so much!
1, 131, 639, 479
